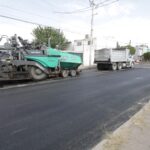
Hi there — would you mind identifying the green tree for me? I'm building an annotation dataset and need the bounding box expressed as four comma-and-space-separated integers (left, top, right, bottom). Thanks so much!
120, 45, 136, 55
32, 26, 68, 50
143, 52, 150, 61
126, 45, 136, 55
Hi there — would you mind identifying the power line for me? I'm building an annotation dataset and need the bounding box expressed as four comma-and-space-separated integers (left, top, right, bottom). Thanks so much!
0, 14, 45, 26
39, 0, 59, 9
54, 6, 91, 14
97, 0, 119, 8
53, 0, 118, 14
0, 14, 85, 35
95, 0, 114, 8
0, 4, 60, 23
0, 4, 90, 33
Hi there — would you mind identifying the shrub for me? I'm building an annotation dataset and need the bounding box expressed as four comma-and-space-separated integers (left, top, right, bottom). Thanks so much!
143, 52, 150, 61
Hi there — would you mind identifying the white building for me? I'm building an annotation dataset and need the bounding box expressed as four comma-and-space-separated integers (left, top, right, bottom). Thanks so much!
135, 45, 150, 60
66, 35, 97, 66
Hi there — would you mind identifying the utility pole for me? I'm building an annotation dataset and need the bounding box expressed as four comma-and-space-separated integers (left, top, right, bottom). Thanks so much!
89, 0, 96, 66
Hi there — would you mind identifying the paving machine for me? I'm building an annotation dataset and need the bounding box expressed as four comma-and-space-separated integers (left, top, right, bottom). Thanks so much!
0, 35, 82, 80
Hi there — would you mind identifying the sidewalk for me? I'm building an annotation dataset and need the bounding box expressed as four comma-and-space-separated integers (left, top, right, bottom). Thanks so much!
93, 101, 150, 150
78, 64, 96, 70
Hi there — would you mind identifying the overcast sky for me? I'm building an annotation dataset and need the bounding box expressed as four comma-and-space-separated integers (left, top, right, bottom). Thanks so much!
0, 0, 150, 48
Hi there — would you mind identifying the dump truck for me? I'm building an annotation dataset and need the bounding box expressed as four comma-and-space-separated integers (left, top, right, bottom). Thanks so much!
94, 48, 134, 71
0, 35, 82, 81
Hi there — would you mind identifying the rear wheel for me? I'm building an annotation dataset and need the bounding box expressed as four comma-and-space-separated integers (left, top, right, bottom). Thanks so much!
61, 70, 69, 78
111, 63, 117, 71
97, 63, 103, 70
70, 70, 77, 77
30, 66, 47, 80
117, 63, 122, 70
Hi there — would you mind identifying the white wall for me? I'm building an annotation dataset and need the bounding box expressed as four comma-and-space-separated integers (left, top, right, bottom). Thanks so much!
73, 37, 96, 66
135, 45, 150, 56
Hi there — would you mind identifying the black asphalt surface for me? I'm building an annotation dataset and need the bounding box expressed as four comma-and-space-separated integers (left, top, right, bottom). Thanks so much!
0, 66, 150, 150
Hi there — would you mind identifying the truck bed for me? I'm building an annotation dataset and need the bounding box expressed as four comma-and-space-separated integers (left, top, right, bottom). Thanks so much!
95, 48, 129, 63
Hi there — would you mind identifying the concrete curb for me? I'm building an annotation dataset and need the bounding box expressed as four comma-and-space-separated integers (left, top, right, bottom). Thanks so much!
0, 76, 81, 90
79, 65, 97, 70
92, 100, 150, 150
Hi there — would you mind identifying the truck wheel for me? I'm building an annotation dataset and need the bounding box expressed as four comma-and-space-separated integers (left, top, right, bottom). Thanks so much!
111, 63, 117, 71
30, 66, 47, 80
70, 70, 77, 77
97, 63, 102, 70
61, 70, 69, 78
117, 63, 122, 70
130, 62, 134, 68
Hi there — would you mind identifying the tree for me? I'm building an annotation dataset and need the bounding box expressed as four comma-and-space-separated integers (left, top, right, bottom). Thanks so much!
143, 52, 150, 61
120, 45, 136, 55
32, 26, 69, 50
126, 45, 136, 55
116, 41, 136, 55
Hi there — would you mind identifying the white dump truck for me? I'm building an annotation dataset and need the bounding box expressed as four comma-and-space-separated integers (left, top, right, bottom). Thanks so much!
94, 48, 134, 71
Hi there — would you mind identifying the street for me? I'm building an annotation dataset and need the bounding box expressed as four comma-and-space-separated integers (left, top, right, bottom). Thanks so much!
0, 66, 150, 150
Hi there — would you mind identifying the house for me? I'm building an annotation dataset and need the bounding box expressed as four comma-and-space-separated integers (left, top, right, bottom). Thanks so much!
66, 35, 97, 66
135, 45, 150, 61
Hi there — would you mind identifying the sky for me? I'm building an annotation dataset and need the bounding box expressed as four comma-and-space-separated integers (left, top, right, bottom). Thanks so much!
0, 0, 150, 48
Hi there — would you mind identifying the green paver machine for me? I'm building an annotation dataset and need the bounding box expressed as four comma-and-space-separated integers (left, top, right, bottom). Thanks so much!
0, 35, 82, 80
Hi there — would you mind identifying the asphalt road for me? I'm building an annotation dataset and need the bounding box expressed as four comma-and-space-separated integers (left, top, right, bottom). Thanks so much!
0, 66, 150, 150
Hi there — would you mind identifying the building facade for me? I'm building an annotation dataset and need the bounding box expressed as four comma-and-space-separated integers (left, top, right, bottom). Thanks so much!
66, 35, 97, 66
135, 45, 150, 60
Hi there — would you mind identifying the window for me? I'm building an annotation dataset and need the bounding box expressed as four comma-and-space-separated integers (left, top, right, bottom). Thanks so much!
77, 41, 82, 46
88, 40, 92, 45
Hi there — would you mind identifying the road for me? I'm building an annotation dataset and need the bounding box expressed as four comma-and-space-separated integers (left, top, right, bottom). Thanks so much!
0, 66, 150, 150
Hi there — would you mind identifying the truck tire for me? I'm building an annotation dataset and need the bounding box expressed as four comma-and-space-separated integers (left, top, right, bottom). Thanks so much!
97, 63, 102, 70
130, 62, 134, 68
61, 70, 69, 78
117, 63, 122, 70
30, 66, 47, 80
111, 63, 117, 71
70, 70, 77, 77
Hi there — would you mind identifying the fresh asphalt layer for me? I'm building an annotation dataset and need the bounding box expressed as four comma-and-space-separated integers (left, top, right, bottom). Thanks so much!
0, 66, 150, 150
